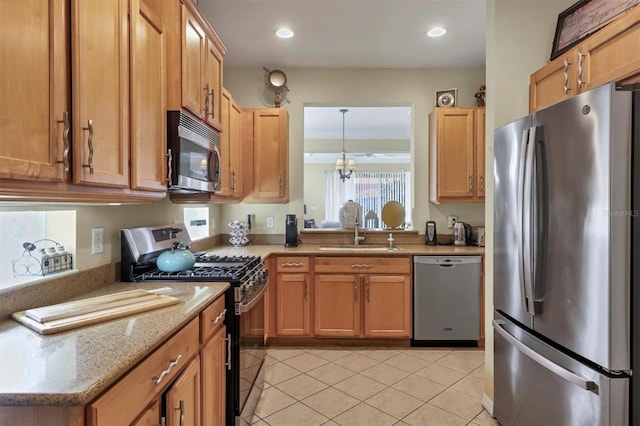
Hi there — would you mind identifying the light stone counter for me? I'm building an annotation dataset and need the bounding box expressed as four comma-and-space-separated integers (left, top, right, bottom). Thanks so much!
0, 281, 229, 406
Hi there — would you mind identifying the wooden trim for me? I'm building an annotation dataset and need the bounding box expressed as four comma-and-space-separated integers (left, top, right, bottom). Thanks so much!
267, 337, 411, 347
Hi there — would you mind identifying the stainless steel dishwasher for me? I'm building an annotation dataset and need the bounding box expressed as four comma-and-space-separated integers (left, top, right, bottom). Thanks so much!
412, 256, 481, 345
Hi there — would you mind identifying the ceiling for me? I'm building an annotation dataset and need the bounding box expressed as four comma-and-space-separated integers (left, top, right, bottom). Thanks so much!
304, 106, 411, 139
198, 0, 487, 69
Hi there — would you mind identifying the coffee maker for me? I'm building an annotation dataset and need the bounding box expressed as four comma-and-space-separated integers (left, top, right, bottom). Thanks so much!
285, 214, 299, 247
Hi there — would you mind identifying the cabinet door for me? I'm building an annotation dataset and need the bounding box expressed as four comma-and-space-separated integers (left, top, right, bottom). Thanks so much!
72, 0, 129, 187
475, 108, 486, 199
529, 52, 576, 113
0, 0, 69, 182
215, 89, 232, 197
201, 326, 226, 426
578, 8, 640, 93
204, 38, 223, 131
363, 275, 411, 338
130, 0, 166, 191
181, 5, 205, 119
277, 273, 311, 336
314, 274, 360, 337
229, 98, 244, 198
166, 355, 201, 426
435, 108, 475, 199
131, 399, 161, 426
244, 109, 289, 203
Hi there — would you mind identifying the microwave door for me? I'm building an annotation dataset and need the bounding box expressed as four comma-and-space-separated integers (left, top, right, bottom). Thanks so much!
208, 145, 221, 191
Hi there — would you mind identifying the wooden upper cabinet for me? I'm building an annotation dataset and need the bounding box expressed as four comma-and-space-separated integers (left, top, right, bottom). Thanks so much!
243, 108, 289, 203
214, 88, 244, 201
475, 108, 486, 199
429, 108, 484, 203
530, 6, 640, 113
204, 38, 223, 131
181, 6, 206, 120
0, 0, 69, 182
130, 0, 167, 192
72, 0, 129, 188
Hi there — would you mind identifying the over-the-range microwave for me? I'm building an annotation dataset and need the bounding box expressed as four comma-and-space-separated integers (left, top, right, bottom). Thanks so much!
166, 110, 221, 193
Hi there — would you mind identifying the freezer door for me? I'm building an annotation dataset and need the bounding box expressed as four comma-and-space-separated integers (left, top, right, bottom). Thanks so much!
493, 115, 534, 327
531, 83, 631, 371
493, 313, 628, 426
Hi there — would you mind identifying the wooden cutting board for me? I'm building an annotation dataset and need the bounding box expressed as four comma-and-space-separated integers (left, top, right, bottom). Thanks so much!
12, 290, 180, 335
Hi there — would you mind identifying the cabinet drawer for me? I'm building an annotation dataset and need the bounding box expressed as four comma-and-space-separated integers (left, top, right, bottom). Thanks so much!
87, 318, 200, 426
277, 256, 310, 273
201, 294, 227, 343
314, 256, 410, 274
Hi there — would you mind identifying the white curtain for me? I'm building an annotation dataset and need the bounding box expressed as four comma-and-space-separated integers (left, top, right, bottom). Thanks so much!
325, 170, 410, 227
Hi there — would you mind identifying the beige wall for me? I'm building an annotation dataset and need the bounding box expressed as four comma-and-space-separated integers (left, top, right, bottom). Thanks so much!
484, 0, 576, 408
223, 67, 486, 235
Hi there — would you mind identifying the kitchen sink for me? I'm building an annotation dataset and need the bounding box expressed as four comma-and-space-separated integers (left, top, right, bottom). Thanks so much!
318, 246, 399, 251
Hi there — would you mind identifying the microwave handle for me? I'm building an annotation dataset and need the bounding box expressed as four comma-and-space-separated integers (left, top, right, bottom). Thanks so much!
208, 146, 221, 191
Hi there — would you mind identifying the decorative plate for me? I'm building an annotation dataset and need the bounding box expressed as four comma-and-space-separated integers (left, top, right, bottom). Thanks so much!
381, 201, 405, 228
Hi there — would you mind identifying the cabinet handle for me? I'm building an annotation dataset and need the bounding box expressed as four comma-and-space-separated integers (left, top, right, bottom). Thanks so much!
304, 279, 308, 300
152, 354, 182, 385
282, 262, 304, 268
82, 119, 94, 174
278, 174, 283, 196
354, 280, 359, 301
231, 170, 237, 192
210, 88, 215, 119
166, 148, 172, 184
468, 175, 473, 192
366, 279, 370, 302
174, 400, 185, 426
56, 111, 70, 171
479, 175, 484, 192
351, 263, 372, 268
203, 83, 210, 117
563, 59, 571, 95
213, 308, 227, 325
577, 52, 585, 89
226, 333, 232, 370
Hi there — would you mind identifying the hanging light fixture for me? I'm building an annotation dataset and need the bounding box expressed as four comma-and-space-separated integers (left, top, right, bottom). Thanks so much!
336, 108, 356, 181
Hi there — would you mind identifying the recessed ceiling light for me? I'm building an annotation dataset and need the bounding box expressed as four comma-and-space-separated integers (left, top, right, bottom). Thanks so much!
427, 27, 447, 38
275, 28, 294, 39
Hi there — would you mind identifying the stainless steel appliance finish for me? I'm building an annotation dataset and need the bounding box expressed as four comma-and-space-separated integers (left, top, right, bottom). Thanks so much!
493, 82, 636, 425
120, 224, 268, 426
412, 256, 481, 343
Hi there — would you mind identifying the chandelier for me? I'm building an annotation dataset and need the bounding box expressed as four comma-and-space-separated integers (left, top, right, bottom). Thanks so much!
336, 108, 356, 181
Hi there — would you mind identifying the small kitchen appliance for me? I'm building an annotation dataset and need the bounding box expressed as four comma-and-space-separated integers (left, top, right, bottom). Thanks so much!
453, 222, 472, 246
470, 226, 485, 247
285, 214, 298, 247
121, 223, 268, 425
425, 221, 437, 245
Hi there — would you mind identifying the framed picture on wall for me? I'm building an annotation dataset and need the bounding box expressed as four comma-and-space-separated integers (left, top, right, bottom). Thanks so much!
435, 88, 457, 108
550, 0, 640, 61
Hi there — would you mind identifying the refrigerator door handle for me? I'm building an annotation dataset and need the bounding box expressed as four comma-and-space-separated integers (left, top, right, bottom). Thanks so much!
517, 128, 531, 314
522, 126, 538, 315
493, 320, 599, 393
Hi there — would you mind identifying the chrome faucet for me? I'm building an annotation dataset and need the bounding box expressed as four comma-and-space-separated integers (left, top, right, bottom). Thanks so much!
354, 218, 365, 245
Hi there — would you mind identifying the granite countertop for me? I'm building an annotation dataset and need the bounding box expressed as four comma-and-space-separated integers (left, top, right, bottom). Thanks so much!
204, 243, 485, 257
0, 281, 229, 406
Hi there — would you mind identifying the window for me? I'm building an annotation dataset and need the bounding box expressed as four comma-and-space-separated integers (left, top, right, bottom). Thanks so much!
325, 170, 411, 227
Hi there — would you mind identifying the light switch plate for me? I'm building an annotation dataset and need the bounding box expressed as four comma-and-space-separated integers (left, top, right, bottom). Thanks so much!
91, 227, 104, 254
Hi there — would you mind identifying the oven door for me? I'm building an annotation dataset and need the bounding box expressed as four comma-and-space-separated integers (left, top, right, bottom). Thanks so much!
236, 285, 267, 425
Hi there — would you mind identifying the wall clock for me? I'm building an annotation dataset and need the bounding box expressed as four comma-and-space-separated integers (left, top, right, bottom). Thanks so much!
435, 88, 458, 108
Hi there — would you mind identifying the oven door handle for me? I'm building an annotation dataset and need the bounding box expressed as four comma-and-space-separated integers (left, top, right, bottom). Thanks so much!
237, 282, 268, 314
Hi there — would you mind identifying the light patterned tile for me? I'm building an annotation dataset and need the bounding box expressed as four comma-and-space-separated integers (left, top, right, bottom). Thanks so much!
284, 352, 329, 372
358, 348, 403, 362
250, 414, 261, 424
302, 387, 360, 418
263, 402, 329, 426
334, 353, 380, 372
365, 387, 423, 419
251, 420, 268, 426
404, 349, 452, 363
391, 375, 446, 402
313, 348, 353, 362
402, 403, 468, 426
469, 365, 485, 379
384, 353, 432, 373
263, 362, 302, 385
267, 348, 307, 361
253, 386, 296, 418
264, 355, 280, 367
322, 421, 340, 425
429, 388, 483, 421
454, 349, 486, 363
275, 373, 328, 400
360, 363, 410, 386
307, 362, 355, 385
334, 402, 397, 426
451, 375, 484, 399
414, 364, 465, 387
435, 353, 483, 374
471, 409, 499, 426
333, 374, 387, 401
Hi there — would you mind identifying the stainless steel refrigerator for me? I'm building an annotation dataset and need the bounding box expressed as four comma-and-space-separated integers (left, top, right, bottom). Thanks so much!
493, 82, 639, 425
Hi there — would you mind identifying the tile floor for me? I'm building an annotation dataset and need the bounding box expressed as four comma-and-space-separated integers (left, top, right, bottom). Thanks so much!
252, 347, 496, 426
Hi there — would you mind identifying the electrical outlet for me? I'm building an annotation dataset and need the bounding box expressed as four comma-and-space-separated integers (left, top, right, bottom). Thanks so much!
266, 217, 274, 228
447, 215, 458, 229
91, 227, 104, 254
211, 218, 216, 229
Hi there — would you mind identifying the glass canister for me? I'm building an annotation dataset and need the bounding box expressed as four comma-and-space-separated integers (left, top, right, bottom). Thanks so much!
339, 199, 362, 229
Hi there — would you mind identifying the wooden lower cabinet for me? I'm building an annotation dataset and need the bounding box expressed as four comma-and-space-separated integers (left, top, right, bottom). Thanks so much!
131, 400, 161, 426
277, 273, 311, 336
201, 325, 227, 426
314, 274, 361, 337
165, 355, 201, 426
363, 274, 411, 338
